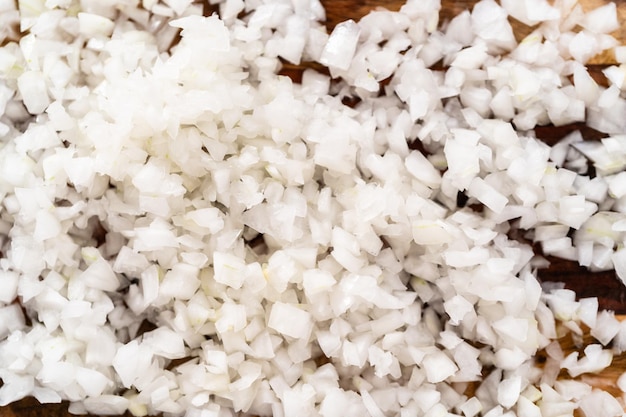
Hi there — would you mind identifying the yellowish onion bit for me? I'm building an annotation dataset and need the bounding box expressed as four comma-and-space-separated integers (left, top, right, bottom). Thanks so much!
1, 0, 626, 416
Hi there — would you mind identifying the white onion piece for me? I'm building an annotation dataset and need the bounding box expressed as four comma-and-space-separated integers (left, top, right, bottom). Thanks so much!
320, 20, 360, 71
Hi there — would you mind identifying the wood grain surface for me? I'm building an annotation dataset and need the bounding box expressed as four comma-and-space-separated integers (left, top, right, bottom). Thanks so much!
2, 1, 626, 416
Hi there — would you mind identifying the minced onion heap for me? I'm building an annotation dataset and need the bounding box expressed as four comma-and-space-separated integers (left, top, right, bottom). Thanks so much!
2, 0, 626, 415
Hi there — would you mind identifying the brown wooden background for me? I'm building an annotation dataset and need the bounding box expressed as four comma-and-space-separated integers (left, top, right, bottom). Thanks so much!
2, 0, 626, 416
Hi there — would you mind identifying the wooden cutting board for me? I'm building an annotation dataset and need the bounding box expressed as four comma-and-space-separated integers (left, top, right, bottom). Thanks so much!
1, 1, 626, 416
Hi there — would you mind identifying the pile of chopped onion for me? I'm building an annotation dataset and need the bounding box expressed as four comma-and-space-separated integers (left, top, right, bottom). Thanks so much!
2, 0, 626, 416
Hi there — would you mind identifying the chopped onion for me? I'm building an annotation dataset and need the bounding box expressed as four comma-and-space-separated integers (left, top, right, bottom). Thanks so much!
0, 0, 625, 415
